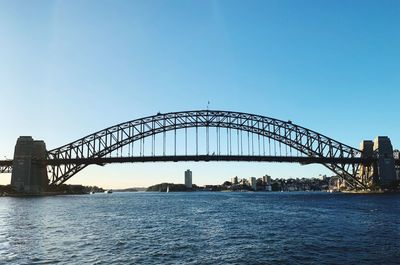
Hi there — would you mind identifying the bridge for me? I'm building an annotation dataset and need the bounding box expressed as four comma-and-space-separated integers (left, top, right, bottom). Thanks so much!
1, 110, 398, 193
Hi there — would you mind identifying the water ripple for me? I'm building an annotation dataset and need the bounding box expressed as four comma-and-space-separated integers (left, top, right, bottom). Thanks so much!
0, 192, 399, 264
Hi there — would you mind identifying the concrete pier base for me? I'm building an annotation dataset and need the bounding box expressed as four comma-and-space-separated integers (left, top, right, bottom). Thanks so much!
11, 136, 48, 193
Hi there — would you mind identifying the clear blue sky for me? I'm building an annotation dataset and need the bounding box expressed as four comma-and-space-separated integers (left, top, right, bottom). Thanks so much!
1, 0, 399, 188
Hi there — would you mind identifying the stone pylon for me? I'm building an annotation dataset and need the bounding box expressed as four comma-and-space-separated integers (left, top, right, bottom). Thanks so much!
11, 136, 48, 193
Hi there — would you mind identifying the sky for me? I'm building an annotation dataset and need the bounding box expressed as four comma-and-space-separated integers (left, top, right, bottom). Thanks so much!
0, 0, 399, 188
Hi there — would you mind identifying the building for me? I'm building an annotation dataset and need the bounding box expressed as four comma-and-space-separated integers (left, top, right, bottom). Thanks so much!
239, 178, 249, 186
249, 177, 257, 191
184, 169, 192, 188
262, 175, 271, 185
231, 176, 238, 185
394, 150, 400, 181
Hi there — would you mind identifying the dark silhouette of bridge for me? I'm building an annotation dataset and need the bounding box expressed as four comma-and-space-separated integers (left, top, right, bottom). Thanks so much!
1, 110, 398, 192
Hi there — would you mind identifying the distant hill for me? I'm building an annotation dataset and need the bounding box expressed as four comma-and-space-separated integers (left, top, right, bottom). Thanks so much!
113, 187, 147, 192
146, 183, 191, 192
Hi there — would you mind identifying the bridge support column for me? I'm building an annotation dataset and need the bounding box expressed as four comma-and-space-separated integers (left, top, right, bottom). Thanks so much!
372, 136, 396, 188
11, 136, 48, 193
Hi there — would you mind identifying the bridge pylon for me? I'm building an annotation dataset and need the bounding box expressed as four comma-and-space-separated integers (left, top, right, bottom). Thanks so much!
359, 136, 397, 189
373, 136, 397, 187
359, 140, 374, 187
11, 136, 48, 193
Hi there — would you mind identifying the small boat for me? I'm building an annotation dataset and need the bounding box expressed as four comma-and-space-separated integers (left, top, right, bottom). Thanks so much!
166, 186, 169, 193
89, 191, 95, 195
104, 190, 113, 194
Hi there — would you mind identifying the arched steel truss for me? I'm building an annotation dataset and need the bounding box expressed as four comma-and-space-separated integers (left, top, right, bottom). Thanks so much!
47, 110, 364, 188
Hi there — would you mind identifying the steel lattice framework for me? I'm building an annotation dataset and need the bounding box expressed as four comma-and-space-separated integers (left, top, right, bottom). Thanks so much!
0, 165, 12, 174
47, 110, 365, 188
0, 160, 12, 173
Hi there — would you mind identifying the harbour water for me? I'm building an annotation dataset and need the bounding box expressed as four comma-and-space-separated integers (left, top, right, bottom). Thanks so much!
0, 192, 399, 264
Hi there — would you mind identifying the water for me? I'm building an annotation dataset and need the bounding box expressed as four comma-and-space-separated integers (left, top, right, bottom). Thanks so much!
0, 192, 399, 265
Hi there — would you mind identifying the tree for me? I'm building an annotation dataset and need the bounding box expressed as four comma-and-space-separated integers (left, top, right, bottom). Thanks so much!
222, 181, 232, 187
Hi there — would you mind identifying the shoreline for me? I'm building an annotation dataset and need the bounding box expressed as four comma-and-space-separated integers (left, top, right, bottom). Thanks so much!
2, 189, 399, 197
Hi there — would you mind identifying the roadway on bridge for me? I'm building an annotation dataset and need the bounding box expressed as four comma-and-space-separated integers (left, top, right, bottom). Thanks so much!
0, 155, 381, 167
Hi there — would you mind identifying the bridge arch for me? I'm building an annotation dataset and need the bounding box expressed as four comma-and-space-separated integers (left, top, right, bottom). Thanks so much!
47, 110, 363, 187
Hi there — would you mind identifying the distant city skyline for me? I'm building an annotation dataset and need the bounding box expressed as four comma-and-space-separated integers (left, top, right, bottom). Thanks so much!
1, 0, 399, 188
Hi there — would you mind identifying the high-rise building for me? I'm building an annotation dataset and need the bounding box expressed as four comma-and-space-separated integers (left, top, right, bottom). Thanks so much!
231, 176, 238, 185
249, 177, 257, 191
185, 169, 192, 188
262, 175, 271, 185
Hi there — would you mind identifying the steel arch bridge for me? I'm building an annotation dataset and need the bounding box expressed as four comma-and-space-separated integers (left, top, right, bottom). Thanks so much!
45, 110, 367, 188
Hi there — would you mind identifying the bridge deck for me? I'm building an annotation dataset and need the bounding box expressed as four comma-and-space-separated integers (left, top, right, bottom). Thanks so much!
0, 160, 13, 166
2, 155, 399, 170
1, 155, 378, 166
